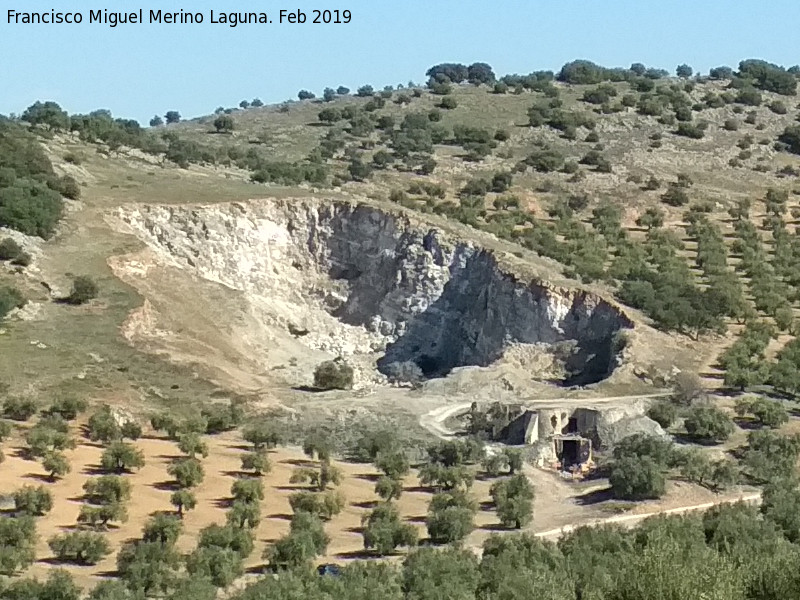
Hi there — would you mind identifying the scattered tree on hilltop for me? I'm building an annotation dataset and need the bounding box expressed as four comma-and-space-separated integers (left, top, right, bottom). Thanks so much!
213, 115, 234, 133
22, 101, 70, 130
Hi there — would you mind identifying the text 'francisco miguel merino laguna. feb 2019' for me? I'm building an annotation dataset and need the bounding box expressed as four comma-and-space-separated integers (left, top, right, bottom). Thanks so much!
6, 9, 353, 27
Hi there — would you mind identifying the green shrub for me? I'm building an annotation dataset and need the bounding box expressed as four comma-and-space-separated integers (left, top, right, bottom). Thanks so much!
557, 60, 608, 84
723, 119, 739, 131
525, 148, 564, 173
674, 122, 706, 139
66, 275, 98, 305
735, 87, 762, 106
0, 237, 22, 260
46, 397, 87, 421
2, 397, 36, 421
647, 399, 678, 429
661, 183, 690, 207
313, 358, 354, 390
738, 59, 797, 95
769, 100, 788, 115
0, 285, 25, 319
55, 175, 81, 200
0, 179, 63, 238
610, 456, 665, 500
10, 251, 31, 266
684, 405, 734, 443
0, 121, 65, 237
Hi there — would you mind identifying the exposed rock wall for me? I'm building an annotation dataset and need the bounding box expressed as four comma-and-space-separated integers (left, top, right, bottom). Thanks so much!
117, 198, 633, 384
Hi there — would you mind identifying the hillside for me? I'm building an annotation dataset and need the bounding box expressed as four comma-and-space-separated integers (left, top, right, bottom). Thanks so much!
2, 58, 800, 599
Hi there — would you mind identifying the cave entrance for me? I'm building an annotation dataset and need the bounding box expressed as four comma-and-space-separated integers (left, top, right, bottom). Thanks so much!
555, 435, 592, 471
415, 354, 447, 377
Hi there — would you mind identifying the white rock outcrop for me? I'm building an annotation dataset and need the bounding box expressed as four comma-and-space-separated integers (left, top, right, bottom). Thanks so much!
117, 198, 632, 384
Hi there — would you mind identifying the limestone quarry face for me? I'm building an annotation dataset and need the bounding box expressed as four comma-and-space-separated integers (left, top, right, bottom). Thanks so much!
116, 198, 633, 386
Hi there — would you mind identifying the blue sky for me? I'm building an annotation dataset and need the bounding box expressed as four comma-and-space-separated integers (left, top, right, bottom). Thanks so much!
2, 0, 799, 123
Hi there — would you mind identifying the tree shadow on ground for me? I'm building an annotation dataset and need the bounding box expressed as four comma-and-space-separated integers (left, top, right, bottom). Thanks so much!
212, 497, 233, 509
81, 465, 107, 476
265, 513, 292, 521
403, 485, 432, 494
150, 480, 178, 492
479, 523, 511, 532
275, 484, 308, 492
23, 473, 54, 483
733, 417, 762, 430
280, 458, 316, 467
575, 486, 615, 506
335, 549, 376, 560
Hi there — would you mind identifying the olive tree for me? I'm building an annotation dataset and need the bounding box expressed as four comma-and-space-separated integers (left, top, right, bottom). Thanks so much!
142, 513, 183, 546
241, 423, 281, 450
231, 477, 264, 504
490, 474, 534, 529
240, 450, 271, 475
363, 502, 418, 555
48, 531, 110, 565
170, 489, 197, 518
609, 456, 666, 500
116, 540, 181, 596
78, 503, 128, 529
83, 475, 132, 505
168, 457, 204, 489
186, 546, 244, 588
178, 432, 209, 458
100, 441, 145, 473
375, 476, 404, 501
0, 516, 37, 574
42, 450, 70, 481
14, 485, 53, 516
684, 405, 735, 443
